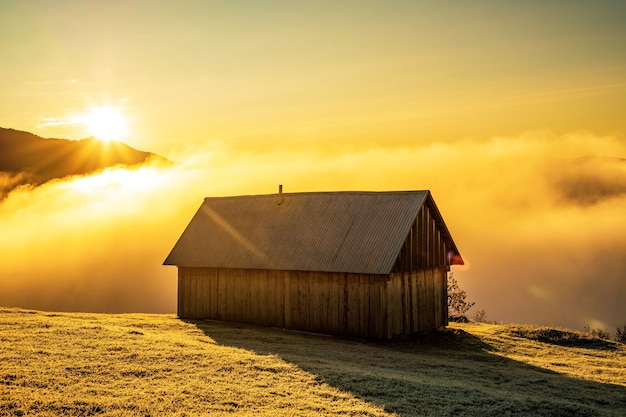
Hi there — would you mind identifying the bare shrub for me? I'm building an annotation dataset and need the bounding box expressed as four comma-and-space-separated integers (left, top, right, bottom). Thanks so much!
615, 324, 626, 344
473, 309, 488, 323
447, 272, 475, 319
584, 325, 611, 340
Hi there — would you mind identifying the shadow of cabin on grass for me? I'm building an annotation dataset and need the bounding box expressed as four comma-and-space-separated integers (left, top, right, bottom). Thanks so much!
188, 319, 626, 417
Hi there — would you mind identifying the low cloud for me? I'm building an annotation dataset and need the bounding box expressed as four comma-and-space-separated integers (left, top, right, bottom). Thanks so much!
547, 156, 626, 206
1, 131, 625, 331
0, 171, 37, 199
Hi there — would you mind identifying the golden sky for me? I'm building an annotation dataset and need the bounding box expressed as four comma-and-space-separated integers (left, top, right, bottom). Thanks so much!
1, 1, 625, 155
1, 1, 625, 331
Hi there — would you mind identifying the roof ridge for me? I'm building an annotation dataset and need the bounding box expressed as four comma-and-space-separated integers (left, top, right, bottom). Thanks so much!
204, 190, 430, 200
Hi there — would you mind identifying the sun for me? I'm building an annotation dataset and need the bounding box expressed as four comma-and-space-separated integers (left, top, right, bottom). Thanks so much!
82, 106, 128, 142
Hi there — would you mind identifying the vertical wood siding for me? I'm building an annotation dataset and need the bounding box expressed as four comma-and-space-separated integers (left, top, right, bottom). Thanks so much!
392, 203, 449, 273
386, 267, 448, 336
178, 266, 447, 339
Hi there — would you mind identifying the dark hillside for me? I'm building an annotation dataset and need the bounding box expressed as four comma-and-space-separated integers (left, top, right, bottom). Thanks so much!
0, 127, 168, 197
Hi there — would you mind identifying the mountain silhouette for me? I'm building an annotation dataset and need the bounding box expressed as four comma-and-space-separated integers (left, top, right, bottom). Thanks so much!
0, 127, 169, 197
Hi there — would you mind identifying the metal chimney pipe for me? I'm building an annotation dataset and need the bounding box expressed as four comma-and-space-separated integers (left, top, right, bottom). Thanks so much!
277, 184, 284, 205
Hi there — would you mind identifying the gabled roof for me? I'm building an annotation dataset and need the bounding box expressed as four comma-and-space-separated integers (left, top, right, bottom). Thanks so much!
164, 190, 463, 274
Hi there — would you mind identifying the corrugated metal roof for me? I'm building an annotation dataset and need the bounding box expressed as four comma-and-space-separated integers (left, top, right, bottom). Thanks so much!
164, 190, 462, 274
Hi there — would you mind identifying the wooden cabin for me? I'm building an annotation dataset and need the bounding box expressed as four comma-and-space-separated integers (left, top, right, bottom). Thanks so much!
164, 190, 463, 339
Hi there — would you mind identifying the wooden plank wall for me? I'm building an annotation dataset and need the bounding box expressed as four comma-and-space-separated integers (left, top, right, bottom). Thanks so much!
178, 266, 447, 339
178, 267, 393, 339
387, 267, 448, 337
393, 204, 448, 273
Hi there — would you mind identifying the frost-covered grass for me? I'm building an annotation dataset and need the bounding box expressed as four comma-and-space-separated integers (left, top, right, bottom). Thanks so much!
1, 308, 625, 416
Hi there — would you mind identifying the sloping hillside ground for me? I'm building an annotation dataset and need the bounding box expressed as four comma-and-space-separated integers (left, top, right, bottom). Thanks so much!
1, 308, 624, 416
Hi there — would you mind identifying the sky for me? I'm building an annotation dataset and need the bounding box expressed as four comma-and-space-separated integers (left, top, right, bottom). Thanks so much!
1, 1, 625, 332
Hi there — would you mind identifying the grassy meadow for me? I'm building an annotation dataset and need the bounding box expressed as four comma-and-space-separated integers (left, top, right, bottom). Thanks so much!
1, 308, 625, 416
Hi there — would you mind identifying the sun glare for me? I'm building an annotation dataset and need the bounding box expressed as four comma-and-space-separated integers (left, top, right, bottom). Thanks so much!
81, 106, 128, 142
